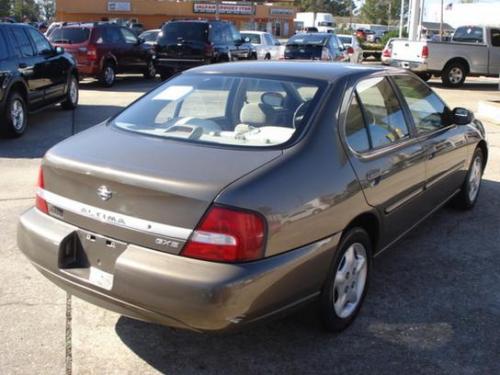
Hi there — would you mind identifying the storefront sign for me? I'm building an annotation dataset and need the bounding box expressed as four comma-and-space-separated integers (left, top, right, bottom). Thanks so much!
193, 3, 255, 15
270, 8, 294, 16
108, 1, 131, 12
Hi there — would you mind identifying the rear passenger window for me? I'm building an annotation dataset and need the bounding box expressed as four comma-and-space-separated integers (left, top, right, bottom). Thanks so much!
356, 77, 409, 149
491, 29, 500, 47
393, 75, 449, 133
11, 28, 34, 57
345, 95, 370, 153
120, 28, 138, 44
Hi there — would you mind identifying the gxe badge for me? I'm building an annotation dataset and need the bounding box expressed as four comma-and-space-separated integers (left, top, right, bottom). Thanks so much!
97, 185, 113, 201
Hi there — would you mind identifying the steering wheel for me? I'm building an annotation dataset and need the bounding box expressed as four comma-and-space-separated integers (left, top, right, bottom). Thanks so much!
293, 100, 312, 129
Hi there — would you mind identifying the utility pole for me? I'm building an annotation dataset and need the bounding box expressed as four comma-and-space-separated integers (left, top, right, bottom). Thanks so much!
399, 0, 405, 38
439, 0, 444, 41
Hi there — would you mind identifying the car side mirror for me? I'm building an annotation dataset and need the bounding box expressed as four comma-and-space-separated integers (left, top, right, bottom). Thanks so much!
452, 107, 473, 125
55, 46, 64, 55
136, 37, 144, 45
243, 37, 250, 43
274, 41, 281, 46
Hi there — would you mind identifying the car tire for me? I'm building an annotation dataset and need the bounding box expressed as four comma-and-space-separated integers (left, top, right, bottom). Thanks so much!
320, 227, 371, 332
249, 52, 257, 60
265, 53, 271, 60
452, 147, 484, 210
1, 91, 28, 138
61, 75, 79, 110
441, 61, 466, 88
417, 72, 432, 82
99, 62, 116, 87
143, 60, 156, 79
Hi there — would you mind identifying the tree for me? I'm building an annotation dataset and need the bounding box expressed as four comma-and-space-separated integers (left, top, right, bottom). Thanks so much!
295, 0, 356, 16
12, 0, 40, 22
361, 0, 402, 25
0, 0, 11, 17
39, 0, 55, 21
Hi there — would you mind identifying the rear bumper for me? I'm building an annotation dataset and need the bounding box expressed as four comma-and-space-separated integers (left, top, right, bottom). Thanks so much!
76, 63, 100, 77
18, 208, 338, 332
390, 59, 428, 72
154, 58, 209, 72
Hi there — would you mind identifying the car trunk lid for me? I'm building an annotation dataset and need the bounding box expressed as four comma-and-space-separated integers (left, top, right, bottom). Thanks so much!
48, 27, 92, 63
41, 124, 281, 254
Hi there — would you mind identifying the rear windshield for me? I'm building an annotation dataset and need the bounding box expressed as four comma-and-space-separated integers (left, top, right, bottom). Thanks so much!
160, 22, 207, 43
48, 27, 90, 44
453, 26, 483, 43
112, 74, 324, 148
241, 33, 261, 44
287, 34, 328, 46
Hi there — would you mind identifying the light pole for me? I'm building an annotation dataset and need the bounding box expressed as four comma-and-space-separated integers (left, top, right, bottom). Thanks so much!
399, 0, 405, 38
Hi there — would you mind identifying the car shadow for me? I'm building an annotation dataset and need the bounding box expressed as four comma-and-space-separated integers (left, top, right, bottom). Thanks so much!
79, 75, 161, 93
428, 80, 498, 91
0, 104, 124, 159
114, 179, 500, 374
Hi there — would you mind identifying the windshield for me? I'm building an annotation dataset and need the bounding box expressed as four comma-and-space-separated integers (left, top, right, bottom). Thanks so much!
160, 22, 207, 43
112, 74, 324, 148
287, 34, 328, 46
49, 27, 90, 44
241, 33, 261, 44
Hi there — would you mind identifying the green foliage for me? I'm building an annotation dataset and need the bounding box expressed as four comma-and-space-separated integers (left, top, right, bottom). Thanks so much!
0, 0, 41, 21
39, 0, 55, 21
361, 0, 403, 25
0, 0, 10, 17
380, 29, 406, 46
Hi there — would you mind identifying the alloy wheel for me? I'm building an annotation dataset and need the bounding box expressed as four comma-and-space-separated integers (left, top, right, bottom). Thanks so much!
449, 67, 463, 84
333, 243, 368, 319
10, 99, 25, 131
105, 66, 115, 85
69, 78, 78, 105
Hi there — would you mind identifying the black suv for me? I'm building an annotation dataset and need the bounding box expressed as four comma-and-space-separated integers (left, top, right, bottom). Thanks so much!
48, 23, 156, 87
0, 23, 79, 137
155, 20, 256, 80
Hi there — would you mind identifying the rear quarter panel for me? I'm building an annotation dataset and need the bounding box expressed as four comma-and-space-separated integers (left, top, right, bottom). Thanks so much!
216, 80, 373, 257
427, 42, 489, 74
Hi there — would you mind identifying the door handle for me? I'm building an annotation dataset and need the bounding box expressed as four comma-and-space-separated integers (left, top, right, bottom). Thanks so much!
18, 63, 28, 69
367, 169, 382, 186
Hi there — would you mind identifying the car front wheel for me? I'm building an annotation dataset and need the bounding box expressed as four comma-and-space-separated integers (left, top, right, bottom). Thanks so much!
320, 227, 371, 332
1, 91, 28, 138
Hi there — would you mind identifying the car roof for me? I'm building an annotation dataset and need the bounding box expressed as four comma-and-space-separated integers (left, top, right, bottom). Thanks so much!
240, 30, 268, 35
292, 32, 333, 37
337, 34, 353, 38
185, 61, 407, 82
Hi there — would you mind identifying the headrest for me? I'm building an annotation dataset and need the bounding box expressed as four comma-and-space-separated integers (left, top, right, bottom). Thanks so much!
240, 102, 274, 126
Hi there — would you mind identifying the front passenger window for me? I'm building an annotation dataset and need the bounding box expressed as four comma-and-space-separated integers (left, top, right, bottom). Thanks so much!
27, 28, 52, 55
356, 77, 409, 149
120, 28, 138, 44
393, 75, 449, 133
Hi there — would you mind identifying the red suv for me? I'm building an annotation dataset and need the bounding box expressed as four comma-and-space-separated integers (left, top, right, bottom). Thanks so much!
48, 22, 156, 87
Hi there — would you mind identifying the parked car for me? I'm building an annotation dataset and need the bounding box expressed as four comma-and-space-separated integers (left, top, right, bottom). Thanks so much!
18, 62, 487, 332
240, 30, 281, 60
128, 23, 144, 36
0, 23, 79, 137
338, 34, 363, 63
366, 30, 388, 43
355, 29, 367, 41
381, 37, 398, 65
285, 32, 346, 61
390, 25, 500, 87
48, 22, 156, 87
155, 20, 254, 80
139, 29, 160, 46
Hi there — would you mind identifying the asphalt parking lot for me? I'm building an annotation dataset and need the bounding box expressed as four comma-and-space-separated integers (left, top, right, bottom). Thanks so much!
1, 73, 499, 374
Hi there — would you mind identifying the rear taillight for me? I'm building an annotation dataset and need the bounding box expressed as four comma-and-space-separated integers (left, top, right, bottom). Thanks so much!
347, 46, 354, 55
87, 46, 97, 61
421, 45, 429, 59
35, 167, 48, 214
204, 42, 214, 57
182, 206, 266, 262
382, 48, 392, 57
321, 47, 330, 61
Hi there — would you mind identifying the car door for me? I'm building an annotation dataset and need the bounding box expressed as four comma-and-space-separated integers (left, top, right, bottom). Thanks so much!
102, 26, 124, 70
342, 76, 428, 248
119, 27, 144, 71
488, 28, 500, 75
391, 75, 468, 208
7, 26, 46, 108
26, 26, 68, 101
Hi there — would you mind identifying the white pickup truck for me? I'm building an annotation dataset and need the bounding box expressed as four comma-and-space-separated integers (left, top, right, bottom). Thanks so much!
390, 25, 500, 87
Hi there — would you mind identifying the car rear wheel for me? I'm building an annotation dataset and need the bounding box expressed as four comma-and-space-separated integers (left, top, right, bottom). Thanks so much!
99, 62, 116, 87
61, 75, 79, 110
452, 148, 484, 209
417, 72, 432, 82
442, 62, 466, 88
160, 68, 175, 81
144, 60, 156, 79
320, 227, 371, 332
1, 91, 27, 138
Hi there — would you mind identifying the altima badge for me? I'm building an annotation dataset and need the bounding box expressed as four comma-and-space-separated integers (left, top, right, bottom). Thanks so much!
97, 185, 113, 201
